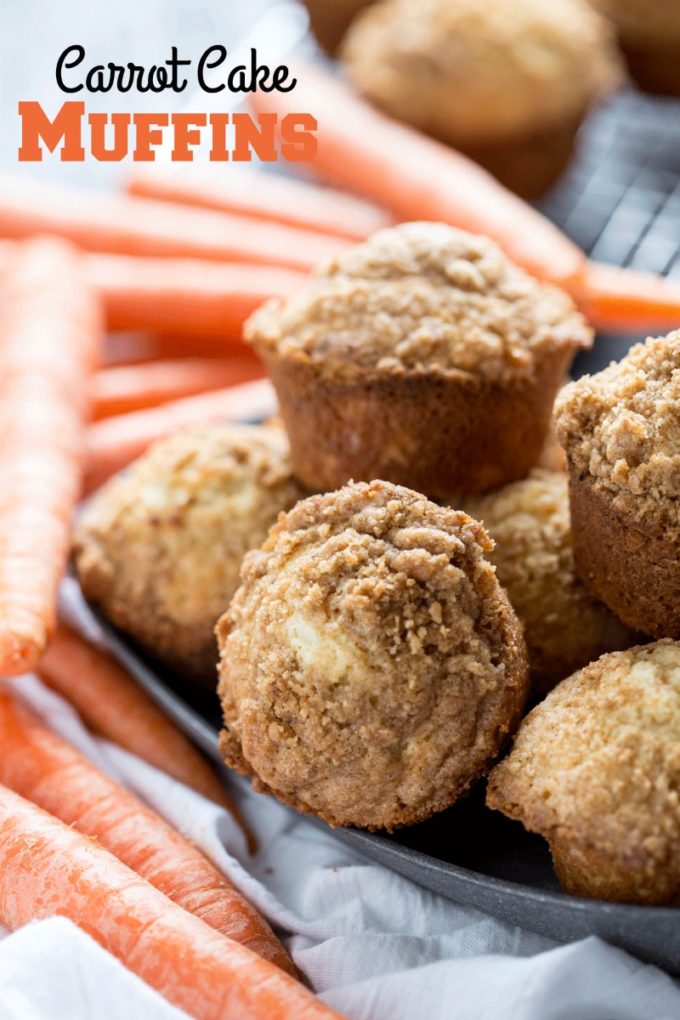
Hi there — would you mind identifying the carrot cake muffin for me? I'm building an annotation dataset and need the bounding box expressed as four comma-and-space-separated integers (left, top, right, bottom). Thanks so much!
301, 0, 374, 54
464, 470, 634, 693
488, 641, 680, 904
591, 0, 680, 95
73, 423, 304, 687
217, 480, 529, 830
555, 331, 680, 639
246, 222, 592, 499
341, 0, 623, 198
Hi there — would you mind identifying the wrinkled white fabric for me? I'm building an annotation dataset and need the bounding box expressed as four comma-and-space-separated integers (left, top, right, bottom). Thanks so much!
0, 670, 679, 1020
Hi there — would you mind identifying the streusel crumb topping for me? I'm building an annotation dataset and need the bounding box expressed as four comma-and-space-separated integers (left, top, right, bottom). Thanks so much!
247, 223, 591, 382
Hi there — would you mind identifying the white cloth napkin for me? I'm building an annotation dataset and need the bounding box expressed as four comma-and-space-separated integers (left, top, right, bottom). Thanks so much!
1, 671, 679, 1020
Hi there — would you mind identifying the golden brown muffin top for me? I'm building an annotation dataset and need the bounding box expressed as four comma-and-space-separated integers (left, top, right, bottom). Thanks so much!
75, 422, 303, 635
218, 479, 528, 829
341, 0, 622, 144
555, 332, 680, 528
463, 470, 633, 689
590, 0, 680, 45
487, 641, 680, 876
247, 223, 591, 383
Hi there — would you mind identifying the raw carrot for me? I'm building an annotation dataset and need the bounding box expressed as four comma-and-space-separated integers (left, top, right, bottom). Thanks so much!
582, 261, 680, 332
0, 238, 101, 676
87, 253, 306, 338
84, 379, 277, 493
0, 240, 309, 340
0, 174, 350, 273
0, 784, 342, 1020
38, 625, 234, 811
248, 64, 585, 288
0, 690, 294, 974
92, 357, 265, 418
127, 166, 393, 240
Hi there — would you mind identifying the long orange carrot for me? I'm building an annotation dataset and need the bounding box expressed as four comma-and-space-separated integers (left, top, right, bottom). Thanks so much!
582, 261, 680, 332
92, 357, 265, 418
87, 253, 307, 338
128, 167, 392, 240
0, 785, 341, 1020
38, 625, 233, 810
0, 174, 350, 273
0, 238, 101, 676
249, 64, 585, 288
0, 690, 294, 974
85, 379, 277, 493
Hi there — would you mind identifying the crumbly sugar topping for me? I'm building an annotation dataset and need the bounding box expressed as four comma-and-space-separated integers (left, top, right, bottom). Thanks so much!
464, 470, 633, 683
247, 223, 591, 382
488, 640, 680, 868
342, 0, 622, 143
555, 331, 680, 526
218, 479, 528, 827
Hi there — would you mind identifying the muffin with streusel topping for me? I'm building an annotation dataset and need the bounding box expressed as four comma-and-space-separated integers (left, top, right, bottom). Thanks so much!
217, 480, 529, 830
246, 222, 592, 499
342, 0, 623, 197
74, 423, 304, 687
301, 0, 374, 54
488, 640, 680, 904
591, 0, 680, 95
555, 331, 680, 639
464, 470, 634, 693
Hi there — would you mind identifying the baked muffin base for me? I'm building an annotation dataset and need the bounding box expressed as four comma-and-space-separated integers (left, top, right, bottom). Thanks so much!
620, 41, 680, 96
569, 468, 680, 638
550, 837, 680, 905
461, 112, 584, 200
264, 346, 573, 499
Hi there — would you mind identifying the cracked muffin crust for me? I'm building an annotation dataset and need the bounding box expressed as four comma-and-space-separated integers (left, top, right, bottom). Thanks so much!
463, 470, 634, 693
247, 223, 591, 497
487, 641, 680, 904
217, 480, 529, 830
341, 0, 622, 196
555, 331, 680, 637
74, 423, 304, 687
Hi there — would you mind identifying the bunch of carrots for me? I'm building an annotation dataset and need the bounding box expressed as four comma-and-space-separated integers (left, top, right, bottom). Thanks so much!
0, 61, 679, 1019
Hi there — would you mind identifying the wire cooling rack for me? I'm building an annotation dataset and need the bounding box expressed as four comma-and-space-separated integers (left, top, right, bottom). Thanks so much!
539, 89, 680, 276
536, 87, 680, 370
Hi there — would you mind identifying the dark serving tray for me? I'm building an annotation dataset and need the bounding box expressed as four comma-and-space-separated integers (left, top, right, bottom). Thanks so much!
65, 85, 680, 975
63, 578, 680, 975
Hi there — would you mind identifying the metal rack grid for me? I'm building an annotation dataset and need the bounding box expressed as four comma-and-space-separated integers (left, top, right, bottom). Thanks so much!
539, 89, 680, 276
536, 87, 680, 371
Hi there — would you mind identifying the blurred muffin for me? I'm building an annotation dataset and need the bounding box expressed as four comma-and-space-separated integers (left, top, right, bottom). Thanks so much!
301, 0, 375, 54
217, 480, 529, 830
342, 0, 623, 197
555, 331, 680, 639
464, 470, 634, 693
74, 424, 303, 687
591, 0, 680, 95
488, 641, 680, 904
246, 222, 592, 499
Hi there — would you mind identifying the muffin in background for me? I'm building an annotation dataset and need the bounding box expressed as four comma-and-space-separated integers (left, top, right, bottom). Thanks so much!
301, 0, 375, 54
218, 480, 529, 830
591, 0, 680, 95
488, 641, 680, 904
246, 222, 592, 499
342, 0, 623, 197
556, 330, 680, 640
464, 470, 635, 694
74, 423, 304, 688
